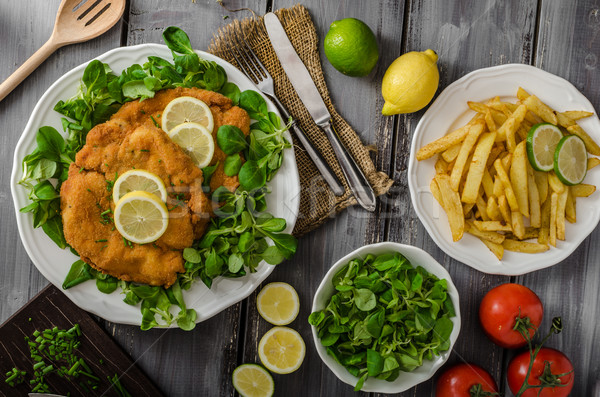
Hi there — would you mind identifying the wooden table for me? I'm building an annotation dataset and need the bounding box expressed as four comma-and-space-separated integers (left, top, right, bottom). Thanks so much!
1, 1, 599, 395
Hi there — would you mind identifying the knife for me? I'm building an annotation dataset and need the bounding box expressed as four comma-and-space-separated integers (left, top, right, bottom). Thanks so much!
264, 12, 377, 212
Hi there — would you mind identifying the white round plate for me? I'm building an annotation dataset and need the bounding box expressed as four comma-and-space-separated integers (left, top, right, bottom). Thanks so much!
311, 242, 461, 393
408, 64, 600, 275
10, 44, 300, 326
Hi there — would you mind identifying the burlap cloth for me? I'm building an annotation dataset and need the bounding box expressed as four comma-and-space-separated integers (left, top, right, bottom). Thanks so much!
208, 4, 393, 236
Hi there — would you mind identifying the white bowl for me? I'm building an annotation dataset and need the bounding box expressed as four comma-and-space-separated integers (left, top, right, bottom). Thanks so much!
310, 242, 461, 393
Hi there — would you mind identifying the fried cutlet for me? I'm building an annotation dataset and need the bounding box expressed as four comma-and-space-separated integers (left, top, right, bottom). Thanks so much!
61, 87, 250, 287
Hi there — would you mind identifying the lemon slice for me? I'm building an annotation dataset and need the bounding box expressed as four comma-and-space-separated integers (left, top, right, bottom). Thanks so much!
232, 364, 274, 397
258, 327, 305, 374
162, 96, 214, 133
114, 191, 169, 244
554, 135, 587, 185
526, 123, 563, 171
112, 169, 167, 204
168, 122, 215, 168
256, 282, 300, 326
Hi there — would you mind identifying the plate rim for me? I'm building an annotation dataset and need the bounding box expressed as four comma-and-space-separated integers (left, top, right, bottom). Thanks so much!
10, 43, 300, 326
408, 63, 600, 275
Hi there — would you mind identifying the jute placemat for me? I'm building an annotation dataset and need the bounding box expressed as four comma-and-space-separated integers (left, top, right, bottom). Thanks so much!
208, 4, 393, 236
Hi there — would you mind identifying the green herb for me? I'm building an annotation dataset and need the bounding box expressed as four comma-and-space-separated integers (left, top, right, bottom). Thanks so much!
309, 252, 455, 391
4, 368, 26, 387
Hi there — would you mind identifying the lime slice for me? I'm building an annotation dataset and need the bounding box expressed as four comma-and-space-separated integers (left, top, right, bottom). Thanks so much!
162, 96, 214, 133
112, 169, 167, 204
232, 364, 274, 397
526, 123, 563, 171
114, 191, 169, 244
554, 135, 587, 185
256, 282, 300, 326
258, 327, 305, 374
168, 122, 215, 168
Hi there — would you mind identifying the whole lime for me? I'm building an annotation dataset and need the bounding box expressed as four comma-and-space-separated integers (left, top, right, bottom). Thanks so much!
324, 18, 379, 77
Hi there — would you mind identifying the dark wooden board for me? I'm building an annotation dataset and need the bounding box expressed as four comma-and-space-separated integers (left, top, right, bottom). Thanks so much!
0, 284, 163, 397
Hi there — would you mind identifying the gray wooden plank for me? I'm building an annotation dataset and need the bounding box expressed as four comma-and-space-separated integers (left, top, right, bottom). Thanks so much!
242, 0, 406, 395
105, 2, 265, 397
385, 0, 538, 396
515, 1, 600, 395
0, 1, 124, 322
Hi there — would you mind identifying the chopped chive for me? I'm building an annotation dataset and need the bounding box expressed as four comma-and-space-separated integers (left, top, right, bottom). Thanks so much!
140, 149, 150, 152
150, 115, 160, 128
95, 239, 108, 243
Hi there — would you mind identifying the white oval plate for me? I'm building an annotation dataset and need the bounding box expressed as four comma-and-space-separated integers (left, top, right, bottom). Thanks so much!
311, 242, 461, 393
408, 64, 600, 275
10, 44, 300, 326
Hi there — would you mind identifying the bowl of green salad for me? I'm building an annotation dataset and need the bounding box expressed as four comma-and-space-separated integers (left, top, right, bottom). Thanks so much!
309, 242, 461, 393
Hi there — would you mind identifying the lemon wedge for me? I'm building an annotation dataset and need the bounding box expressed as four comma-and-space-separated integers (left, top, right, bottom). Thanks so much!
258, 327, 305, 374
112, 169, 167, 204
554, 135, 587, 185
162, 96, 214, 133
256, 282, 300, 326
114, 191, 169, 244
232, 364, 274, 397
168, 122, 215, 168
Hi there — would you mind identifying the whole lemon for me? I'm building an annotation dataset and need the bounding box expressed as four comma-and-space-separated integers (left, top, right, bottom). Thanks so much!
324, 18, 379, 77
381, 49, 439, 115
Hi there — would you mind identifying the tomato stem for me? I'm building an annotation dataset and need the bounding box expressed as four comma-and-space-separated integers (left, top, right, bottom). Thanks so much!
514, 317, 570, 397
469, 383, 500, 397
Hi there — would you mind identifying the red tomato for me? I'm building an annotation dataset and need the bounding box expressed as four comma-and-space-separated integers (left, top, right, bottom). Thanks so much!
507, 348, 574, 397
479, 283, 543, 348
436, 363, 498, 397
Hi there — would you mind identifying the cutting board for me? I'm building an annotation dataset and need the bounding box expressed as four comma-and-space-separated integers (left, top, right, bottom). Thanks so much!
0, 284, 164, 397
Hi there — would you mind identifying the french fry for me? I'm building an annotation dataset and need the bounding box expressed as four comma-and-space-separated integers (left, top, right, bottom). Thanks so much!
481, 238, 504, 260
571, 183, 596, 197
511, 211, 525, 240
506, 227, 540, 241
462, 132, 496, 203
441, 144, 461, 162
473, 220, 513, 232
482, 169, 495, 198
430, 178, 442, 206
501, 152, 512, 171
588, 157, 600, 170
468, 101, 490, 114
465, 221, 506, 244
487, 196, 502, 221
565, 188, 576, 223
557, 189, 568, 240
538, 196, 551, 245
566, 124, 600, 155
450, 121, 485, 191
548, 172, 565, 193
510, 141, 529, 217
534, 170, 549, 204
517, 87, 531, 102
498, 104, 527, 151
494, 159, 519, 211
503, 239, 549, 253
476, 195, 490, 221
560, 110, 594, 120
435, 174, 465, 241
493, 175, 505, 197
435, 157, 449, 174
527, 166, 541, 228
417, 122, 473, 160
549, 192, 558, 247
485, 109, 496, 132
498, 195, 511, 223
463, 203, 475, 217
486, 145, 504, 169
523, 95, 558, 125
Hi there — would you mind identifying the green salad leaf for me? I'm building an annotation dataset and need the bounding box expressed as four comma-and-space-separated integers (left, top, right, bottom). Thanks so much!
21, 26, 296, 331
309, 252, 455, 390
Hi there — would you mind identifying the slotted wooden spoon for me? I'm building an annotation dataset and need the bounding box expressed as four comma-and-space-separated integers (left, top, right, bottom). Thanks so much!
0, 0, 126, 102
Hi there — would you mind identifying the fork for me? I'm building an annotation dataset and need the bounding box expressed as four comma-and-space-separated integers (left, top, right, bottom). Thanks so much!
225, 29, 345, 197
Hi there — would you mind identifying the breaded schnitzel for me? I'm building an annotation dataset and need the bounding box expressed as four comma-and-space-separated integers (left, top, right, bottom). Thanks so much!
61, 87, 250, 287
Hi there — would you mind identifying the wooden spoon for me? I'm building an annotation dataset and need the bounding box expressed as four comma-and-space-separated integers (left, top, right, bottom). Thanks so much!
0, 0, 126, 102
